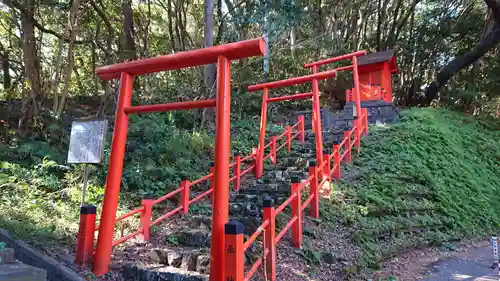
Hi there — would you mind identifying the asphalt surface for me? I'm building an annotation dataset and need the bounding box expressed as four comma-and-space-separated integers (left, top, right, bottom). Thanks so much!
421, 245, 498, 281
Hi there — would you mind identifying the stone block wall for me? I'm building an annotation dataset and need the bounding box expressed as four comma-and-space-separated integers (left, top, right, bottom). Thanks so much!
291, 100, 399, 134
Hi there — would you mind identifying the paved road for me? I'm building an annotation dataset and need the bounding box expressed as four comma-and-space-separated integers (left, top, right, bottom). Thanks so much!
421, 245, 498, 281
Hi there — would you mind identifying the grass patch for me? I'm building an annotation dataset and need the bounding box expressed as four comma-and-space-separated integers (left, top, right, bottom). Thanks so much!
0, 114, 282, 244
332, 108, 500, 269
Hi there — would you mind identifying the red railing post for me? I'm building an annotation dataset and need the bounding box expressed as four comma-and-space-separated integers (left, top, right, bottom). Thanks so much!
322, 148, 331, 183
234, 153, 241, 191
286, 125, 292, 152
180, 176, 190, 214
263, 196, 277, 281
363, 108, 369, 135
308, 161, 319, 218
94, 73, 133, 276
333, 141, 341, 179
298, 115, 305, 143
224, 221, 245, 281
271, 136, 277, 164
209, 162, 215, 204
252, 147, 258, 175
291, 175, 302, 248
139, 199, 153, 241
343, 127, 352, 163
354, 116, 361, 153
256, 88, 269, 178
76, 205, 96, 265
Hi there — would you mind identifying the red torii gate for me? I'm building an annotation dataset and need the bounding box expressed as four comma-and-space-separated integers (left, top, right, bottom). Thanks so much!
248, 70, 337, 182
91, 39, 265, 280
249, 50, 369, 197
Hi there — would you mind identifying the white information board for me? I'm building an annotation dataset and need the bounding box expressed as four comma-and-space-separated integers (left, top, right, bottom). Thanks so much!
67, 119, 108, 164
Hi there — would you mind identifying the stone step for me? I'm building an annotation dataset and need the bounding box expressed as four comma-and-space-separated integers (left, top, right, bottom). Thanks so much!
0, 263, 47, 281
123, 263, 208, 281
0, 248, 15, 264
147, 248, 210, 273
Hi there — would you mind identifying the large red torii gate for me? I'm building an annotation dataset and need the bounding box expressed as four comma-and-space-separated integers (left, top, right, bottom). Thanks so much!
92, 39, 265, 280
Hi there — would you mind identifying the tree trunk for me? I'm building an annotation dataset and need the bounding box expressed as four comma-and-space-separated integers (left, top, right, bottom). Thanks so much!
90, 0, 116, 116
200, 0, 215, 129
204, 0, 215, 92
2, 51, 11, 90
18, 0, 42, 135
55, 0, 81, 116
166, 0, 176, 51
121, 0, 136, 61
424, 25, 500, 105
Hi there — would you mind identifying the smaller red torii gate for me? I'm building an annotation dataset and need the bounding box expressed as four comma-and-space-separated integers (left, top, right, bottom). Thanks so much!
248, 69, 337, 181
249, 51, 369, 198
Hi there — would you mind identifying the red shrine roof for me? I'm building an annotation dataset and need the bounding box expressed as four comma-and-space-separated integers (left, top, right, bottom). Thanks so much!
358, 49, 398, 74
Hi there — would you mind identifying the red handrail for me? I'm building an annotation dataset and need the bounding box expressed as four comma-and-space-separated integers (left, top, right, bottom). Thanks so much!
190, 173, 212, 185
112, 229, 143, 247
275, 216, 298, 243
189, 189, 213, 204
276, 193, 297, 215
241, 165, 255, 176
243, 220, 269, 251
245, 249, 269, 281
301, 194, 315, 213
153, 187, 184, 205
151, 206, 184, 226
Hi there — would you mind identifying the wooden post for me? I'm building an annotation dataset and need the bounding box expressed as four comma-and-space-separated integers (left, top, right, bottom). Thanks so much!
209, 163, 215, 204
354, 117, 361, 152
180, 176, 190, 214
234, 153, 241, 191
308, 161, 319, 218
76, 205, 96, 265
333, 141, 341, 179
252, 147, 258, 175
139, 199, 153, 241
291, 175, 302, 248
298, 115, 305, 143
363, 108, 369, 135
271, 136, 277, 164
263, 196, 276, 281
286, 125, 292, 152
344, 127, 352, 163
223, 221, 245, 281
322, 148, 331, 182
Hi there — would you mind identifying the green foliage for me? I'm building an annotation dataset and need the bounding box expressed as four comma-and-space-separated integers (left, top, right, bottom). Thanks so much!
294, 240, 322, 265
0, 112, 279, 243
335, 108, 500, 268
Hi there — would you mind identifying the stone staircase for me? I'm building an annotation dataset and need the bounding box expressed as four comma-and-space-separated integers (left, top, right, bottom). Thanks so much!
119, 129, 348, 281
119, 101, 396, 280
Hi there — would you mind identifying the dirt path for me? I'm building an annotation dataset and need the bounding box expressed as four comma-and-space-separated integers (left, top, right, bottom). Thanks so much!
420, 243, 497, 281
377, 238, 498, 281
